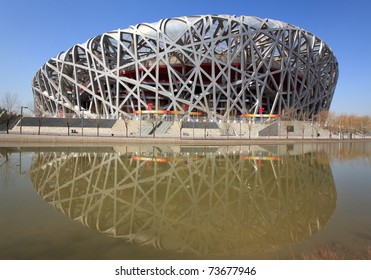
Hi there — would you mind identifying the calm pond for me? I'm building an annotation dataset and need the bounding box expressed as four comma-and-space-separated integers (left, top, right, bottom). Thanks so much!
1, 142, 370, 260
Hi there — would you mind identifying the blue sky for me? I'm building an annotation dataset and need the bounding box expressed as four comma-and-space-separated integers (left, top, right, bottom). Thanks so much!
0, 0, 370, 115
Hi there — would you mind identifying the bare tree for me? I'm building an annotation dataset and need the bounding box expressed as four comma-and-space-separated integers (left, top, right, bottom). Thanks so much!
366, 116, 371, 137
25, 101, 36, 117
145, 113, 161, 138
324, 111, 336, 138
314, 110, 334, 138
337, 114, 351, 135
0, 92, 19, 134
328, 113, 341, 138
315, 110, 329, 128
222, 117, 232, 139
299, 111, 309, 139
175, 116, 184, 139
66, 113, 74, 136
350, 115, 361, 139
358, 115, 371, 138
344, 114, 371, 138
201, 118, 210, 139
34, 105, 44, 135
245, 117, 254, 139
121, 114, 131, 137
323, 113, 371, 139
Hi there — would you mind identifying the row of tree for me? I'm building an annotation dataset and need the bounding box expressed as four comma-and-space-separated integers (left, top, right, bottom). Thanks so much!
0, 92, 21, 134
315, 110, 371, 137
1, 92, 370, 137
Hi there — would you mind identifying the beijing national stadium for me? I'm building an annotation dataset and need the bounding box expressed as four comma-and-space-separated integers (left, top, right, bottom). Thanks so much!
32, 14, 338, 121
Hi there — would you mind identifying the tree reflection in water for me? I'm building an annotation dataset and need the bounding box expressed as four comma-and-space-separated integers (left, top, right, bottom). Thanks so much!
0, 147, 21, 186
29, 145, 336, 257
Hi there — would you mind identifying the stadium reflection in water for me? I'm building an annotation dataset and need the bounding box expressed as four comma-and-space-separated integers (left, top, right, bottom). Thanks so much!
29, 145, 336, 257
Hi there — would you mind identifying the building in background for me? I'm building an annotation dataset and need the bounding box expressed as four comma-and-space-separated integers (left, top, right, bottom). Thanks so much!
32, 14, 338, 121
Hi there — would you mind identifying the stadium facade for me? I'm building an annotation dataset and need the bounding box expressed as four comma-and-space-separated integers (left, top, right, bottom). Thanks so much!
32, 14, 338, 121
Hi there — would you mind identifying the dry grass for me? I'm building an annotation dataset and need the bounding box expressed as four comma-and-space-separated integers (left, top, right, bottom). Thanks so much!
302, 246, 340, 260
301, 245, 371, 260
357, 245, 371, 260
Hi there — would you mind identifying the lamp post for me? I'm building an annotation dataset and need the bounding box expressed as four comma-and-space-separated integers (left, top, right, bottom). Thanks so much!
20, 106, 28, 134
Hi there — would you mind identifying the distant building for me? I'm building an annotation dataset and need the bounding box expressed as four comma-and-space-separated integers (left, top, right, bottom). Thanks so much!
32, 15, 338, 120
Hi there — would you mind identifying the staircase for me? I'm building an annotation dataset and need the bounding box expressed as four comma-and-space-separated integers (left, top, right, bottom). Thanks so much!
155, 121, 173, 135
258, 121, 279, 136
139, 123, 154, 136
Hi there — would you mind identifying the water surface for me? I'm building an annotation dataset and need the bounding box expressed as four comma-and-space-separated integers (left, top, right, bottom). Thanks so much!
0, 142, 370, 259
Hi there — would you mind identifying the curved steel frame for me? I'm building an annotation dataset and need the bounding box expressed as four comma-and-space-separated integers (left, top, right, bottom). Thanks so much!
32, 15, 338, 120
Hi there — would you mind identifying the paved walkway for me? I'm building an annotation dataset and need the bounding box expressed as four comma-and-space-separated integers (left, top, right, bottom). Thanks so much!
0, 133, 369, 147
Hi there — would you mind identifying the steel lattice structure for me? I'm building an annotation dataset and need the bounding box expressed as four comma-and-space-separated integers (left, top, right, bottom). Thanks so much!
30, 146, 336, 256
32, 15, 338, 120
